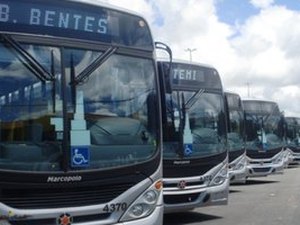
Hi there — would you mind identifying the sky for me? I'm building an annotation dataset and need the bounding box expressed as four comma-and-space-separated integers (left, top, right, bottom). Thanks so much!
99, 0, 300, 117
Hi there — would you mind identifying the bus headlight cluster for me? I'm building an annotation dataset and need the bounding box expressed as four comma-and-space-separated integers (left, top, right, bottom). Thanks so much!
233, 163, 244, 171
272, 153, 284, 164
209, 164, 228, 186
120, 180, 162, 222
272, 156, 283, 164
233, 158, 247, 171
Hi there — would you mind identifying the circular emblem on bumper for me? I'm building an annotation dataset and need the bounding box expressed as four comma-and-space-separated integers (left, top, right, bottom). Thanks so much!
58, 213, 73, 225
178, 180, 187, 189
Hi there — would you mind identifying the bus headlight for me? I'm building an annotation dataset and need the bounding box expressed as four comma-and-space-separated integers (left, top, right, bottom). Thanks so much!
272, 153, 283, 164
120, 180, 162, 222
272, 157, 282, 164
131, 204, 145, 217
233, 158, 246, 170
209, 164, 228, 186
234, 163, 244, 170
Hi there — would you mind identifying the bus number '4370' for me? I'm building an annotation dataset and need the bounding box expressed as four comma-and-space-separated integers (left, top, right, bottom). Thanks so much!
103, 203, 128, 213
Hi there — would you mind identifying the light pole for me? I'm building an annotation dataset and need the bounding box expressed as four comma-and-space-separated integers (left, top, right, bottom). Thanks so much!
246, 82, 251, 97
185, 48, 197, 62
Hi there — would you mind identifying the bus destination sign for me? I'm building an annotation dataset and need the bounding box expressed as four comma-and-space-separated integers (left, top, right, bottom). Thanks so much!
0, 2, 108, 34
0, 0, 152, 48
170, 63, 222, 91
171, 63, 205, 90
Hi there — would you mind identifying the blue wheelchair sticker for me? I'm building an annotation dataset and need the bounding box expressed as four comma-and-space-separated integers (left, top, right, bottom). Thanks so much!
71, 146, 90, 167
184, 144, 193, 156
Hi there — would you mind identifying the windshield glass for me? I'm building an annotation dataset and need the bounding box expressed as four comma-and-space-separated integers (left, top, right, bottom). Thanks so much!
244, 101, 284, 151
286, 118, 300, 148
0, 40, 158, 172
228, 110, 244, 152
163, 91, 226, 159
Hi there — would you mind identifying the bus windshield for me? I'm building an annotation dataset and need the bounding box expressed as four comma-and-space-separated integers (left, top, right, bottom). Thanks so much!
163, 91, 226, 159
228, 110, 244, 152
244, 101, 284, 151
0, 37, 157, 172
226, 93, 244, 152
286, 117, 300, 148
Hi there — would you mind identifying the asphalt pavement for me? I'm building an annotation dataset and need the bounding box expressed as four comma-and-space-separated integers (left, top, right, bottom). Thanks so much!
164, 166, 300, 225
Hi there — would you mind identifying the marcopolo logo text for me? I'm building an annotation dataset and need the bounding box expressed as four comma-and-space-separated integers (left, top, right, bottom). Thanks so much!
47, 176, 82, 183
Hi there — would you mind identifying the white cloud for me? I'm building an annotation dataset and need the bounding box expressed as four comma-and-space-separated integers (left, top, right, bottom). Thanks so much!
150, 0, 237, 76
250, 0, 274, 9
272, 86, 300, 117
229, 6, 300, 89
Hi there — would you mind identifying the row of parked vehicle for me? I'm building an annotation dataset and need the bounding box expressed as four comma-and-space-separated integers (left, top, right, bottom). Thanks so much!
158, 58, 300, 214
227, 92, 300, 186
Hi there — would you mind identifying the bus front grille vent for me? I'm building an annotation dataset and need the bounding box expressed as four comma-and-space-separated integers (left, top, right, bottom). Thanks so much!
252, 167, 271, 173
0, 183, 133, 209
164, 193, 200, 204
9, 213, 111, 225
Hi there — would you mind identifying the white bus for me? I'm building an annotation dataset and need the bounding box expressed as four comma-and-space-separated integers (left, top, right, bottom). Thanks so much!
285, 117, 300, 165
158, 59, 229, 213
225, 92, 247, 184
0, 1, 164, 224
243, 99, 285, 177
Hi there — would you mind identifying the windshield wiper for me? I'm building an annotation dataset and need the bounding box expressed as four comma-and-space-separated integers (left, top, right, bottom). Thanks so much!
71, 46, 118, 85
176, 92, 185, 158
1, 34, 54, 82
185, 89, 205, 109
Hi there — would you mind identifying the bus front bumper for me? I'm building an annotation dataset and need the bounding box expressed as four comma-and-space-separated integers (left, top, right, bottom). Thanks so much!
0, 205, 164, 225
229, 155, 247, 184
288, 151, 300, 165
163, 178, 229, 213
247, 161, 284, 177
229, 166, 247, 184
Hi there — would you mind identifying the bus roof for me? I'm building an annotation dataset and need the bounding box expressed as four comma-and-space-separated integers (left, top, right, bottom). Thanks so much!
225, 92, 243, 110
158, 58, 216, 70
0, 0, 154, 50
242, 99, 277, 105
225, 91, 241, 99
285, 117, 300, 124
242, 99, 280, 114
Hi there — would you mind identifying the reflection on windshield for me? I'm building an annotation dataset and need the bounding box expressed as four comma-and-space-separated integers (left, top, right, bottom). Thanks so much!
245, 113, 284, 151
228, 110, 244, 152
286, 118, 300, 148
163, 92, 226, 159
0, 40, 157, 172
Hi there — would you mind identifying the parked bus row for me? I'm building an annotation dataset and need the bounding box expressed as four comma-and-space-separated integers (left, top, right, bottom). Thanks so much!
0, 1, 299, 225
227, 94, 300, 183
158, 59, 295, 215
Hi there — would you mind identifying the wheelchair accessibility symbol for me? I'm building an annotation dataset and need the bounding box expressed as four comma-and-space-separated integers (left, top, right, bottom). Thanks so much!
71, 147, 90, 167
184, 144, 193, 156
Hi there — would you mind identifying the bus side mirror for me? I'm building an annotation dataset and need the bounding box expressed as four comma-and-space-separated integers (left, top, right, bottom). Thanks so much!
155, 42, 173, 94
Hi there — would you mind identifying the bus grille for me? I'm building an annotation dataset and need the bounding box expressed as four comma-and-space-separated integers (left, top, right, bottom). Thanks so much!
249, 161, 272, 164
0, 183, 133, 209
10, 213, 111, 225
252, 167, 271, 173
163, 180, 205, 189
164, 193, 200, 204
